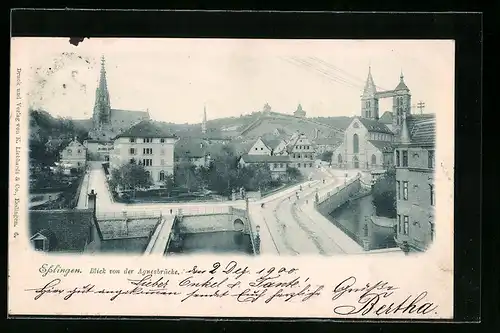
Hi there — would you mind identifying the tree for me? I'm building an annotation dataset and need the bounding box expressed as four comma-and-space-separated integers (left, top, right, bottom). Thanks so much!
110, 163, 153, 198
175, 162, 201, 193
371, 167, 397, 218
319, 151, 333, 162
286, 166, 302, 182
161, 174, 175, 197
246, 164, 273, 191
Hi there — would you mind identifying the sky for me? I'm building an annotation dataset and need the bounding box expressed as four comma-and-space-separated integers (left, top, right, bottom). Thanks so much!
16, 38, 455, 124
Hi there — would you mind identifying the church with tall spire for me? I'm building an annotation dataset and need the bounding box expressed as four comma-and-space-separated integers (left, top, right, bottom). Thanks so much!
85, 55, 151, 160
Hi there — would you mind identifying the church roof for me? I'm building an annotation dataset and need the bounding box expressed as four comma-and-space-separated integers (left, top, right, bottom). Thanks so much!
358, 117, 393, 134
379, 111, 393, 124
115, 120, 177, 139
110, 109, 150, 130
29, 209, 97, 252
314, 137, 342, 146
368, 140, 394, 152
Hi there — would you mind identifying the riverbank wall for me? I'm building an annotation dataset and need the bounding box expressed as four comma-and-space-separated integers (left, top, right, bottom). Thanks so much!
315, 176, 362, 216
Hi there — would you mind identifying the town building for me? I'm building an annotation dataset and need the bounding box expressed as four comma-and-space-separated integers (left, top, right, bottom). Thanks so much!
394, 112, 436, 252
293, 103, 307, 118
86, 56, 150, 161
238, 154, 291, 180
109, 120, 178, 187
29, 190, 103, 253
247, 137, 282, 156
174, 138, 211, 168
313, 137, 343, 155
59, 137, 87, 170
287, 133, 316, 172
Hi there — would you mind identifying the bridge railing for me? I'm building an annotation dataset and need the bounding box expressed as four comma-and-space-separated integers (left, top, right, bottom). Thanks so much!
315, 174, 361, 205
96, 210, 164, 220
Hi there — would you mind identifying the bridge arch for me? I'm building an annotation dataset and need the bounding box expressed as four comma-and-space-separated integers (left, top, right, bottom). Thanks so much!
233, 219, 245, 232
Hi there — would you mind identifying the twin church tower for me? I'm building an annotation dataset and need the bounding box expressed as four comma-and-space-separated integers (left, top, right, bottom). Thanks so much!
361, 66, 412, 135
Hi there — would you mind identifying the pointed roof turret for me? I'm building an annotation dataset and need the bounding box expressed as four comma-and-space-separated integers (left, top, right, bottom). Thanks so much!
400, 110, 411, 144
362, 66, 377, 97
394, 70, 409, 91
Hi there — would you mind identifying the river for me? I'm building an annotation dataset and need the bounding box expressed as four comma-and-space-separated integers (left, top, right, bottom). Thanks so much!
166, 231, 254, 255
328, 194, 397, 251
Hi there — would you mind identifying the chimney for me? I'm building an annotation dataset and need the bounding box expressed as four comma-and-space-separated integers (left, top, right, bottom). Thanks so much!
88, 189, 97, 216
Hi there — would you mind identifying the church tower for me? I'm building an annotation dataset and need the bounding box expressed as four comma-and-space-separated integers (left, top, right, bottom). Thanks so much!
92, 55, 111, 129
201, 104, 207, 135
392, 71, 412, 135
361, 66, 379, 120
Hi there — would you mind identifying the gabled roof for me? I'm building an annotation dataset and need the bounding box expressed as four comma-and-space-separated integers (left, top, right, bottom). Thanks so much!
175, 138, 206, 158
368, 140, 394, 152
29, 209, 97, 252
358, 117, 393, 134
240, 154, 291, 163
115, 120, 177, 139
261, 138, 282, 150
379, 111, 393, 124
409, 118, 435, 146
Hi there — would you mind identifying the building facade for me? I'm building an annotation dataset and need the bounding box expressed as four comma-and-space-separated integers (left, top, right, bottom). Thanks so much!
238, 154, 291, 180
59, 138, 87, 169
109, 120, 178, 186
332, 117, 394, 170
394, 113, 436, 252
287, 133, 316, 172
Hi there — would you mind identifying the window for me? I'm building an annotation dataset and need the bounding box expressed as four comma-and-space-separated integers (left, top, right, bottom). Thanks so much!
309, 163, 313, 167
144, 138, 153, 143
130, 158, 136, 164
297, 163, 301, 168
353, 134, 359, 153
396, 181, 401, 199
129, 138, 136, 143
129, 148, 136, 155
371, 154, 376, 165
403, 216, 409, 235
428, 150, 435, 169
33, 239, 45, 251
397, 214, 401, 233
77, 149, 81, 154
396, 150, 400, 167
145, 171, 151, 179
143, 148, 153, 155
142, 159, 152, 166
67, 149, 72, 156
77, 162, 81, 166
255, 148, 258, 151
403, 181, 409, 200
279, 163, 283, 168
430, 184, 435, 206
159, 171, 165, 181
160, 138, 165, 143
260, 147, 263, 150
402, 150, 408, 167
353, 122, 359, 128
161, 159, 165, 166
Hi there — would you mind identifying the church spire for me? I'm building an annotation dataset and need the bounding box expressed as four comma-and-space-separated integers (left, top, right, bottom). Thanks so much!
201, 104, 207, 134
92, 55, 111, 128
362, 66, 377, 97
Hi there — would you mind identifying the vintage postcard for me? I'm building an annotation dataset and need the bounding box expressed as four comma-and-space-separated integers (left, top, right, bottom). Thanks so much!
9, 37, 454, 319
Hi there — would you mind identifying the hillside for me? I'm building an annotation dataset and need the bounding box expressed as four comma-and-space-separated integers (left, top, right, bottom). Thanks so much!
310, 116, 353, 130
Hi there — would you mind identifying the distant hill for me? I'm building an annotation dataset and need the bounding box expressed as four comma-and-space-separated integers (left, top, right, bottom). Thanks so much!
310, 116, 353, 131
